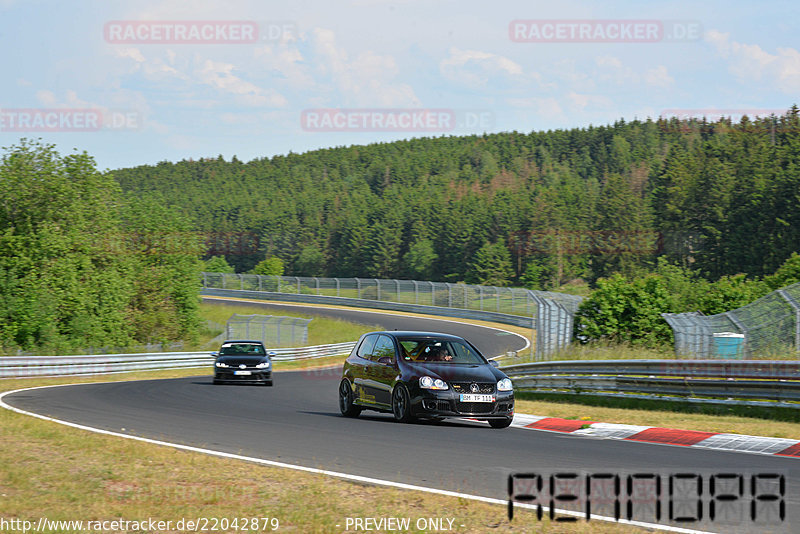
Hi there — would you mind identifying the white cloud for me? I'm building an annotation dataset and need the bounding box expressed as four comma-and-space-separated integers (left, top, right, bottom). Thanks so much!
113, 47, 184, 80
644, 65, 674, 88
507, 96, 564, 120
196, 59, 288, 107
440, 47, 524, 87
567, 92, 614, 112
309, 27, 420, 106
592, 56, 672, 88
707, 30, 800, 93
255, 44, 313, 88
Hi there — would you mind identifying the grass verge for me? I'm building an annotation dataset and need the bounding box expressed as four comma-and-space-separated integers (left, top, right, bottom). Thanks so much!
0, 371, 642, 534
196, 301, 382, 348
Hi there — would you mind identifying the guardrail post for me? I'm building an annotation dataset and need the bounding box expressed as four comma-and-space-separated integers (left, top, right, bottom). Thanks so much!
202, 272, 208, 287
395, 279, 400, 302
447, 283, 452, 308
314, 277, 320, 295
336, 277, 340, 297
496, 287, 500, 312
429, 281, 434, 306
479, 286, 484, 311
375, 278, 381, 301
413, 280, 418, 304
356, 278, 361, 298
295, 277, 301, 294
258, 275, 263, 291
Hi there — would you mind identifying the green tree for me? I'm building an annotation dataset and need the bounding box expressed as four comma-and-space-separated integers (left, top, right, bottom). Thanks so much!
519, 261, 544, 290
0, 140, 134, 351
467, 241, 513, 286
204, 255, 235, 273
294, 244, 326, 276
765, 252, 800, 290
574, 274, 674, 347
120, 194, 204, 345
252, 256, 284, 276
402, 238, 438, 280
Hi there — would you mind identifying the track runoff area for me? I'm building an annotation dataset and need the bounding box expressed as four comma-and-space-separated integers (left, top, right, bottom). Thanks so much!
2, 298, 797, 533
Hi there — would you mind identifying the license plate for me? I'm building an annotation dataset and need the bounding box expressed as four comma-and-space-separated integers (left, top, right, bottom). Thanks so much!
234, 370, 252, 376
460, 394, 495, 402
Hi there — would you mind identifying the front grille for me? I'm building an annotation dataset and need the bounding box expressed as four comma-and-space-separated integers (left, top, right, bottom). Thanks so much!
451, 382, 494, 394
456, 402, 495, 414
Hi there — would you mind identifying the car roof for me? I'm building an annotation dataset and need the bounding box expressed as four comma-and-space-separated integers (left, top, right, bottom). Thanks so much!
220, 340, 265, 345
364, 331, 466, 341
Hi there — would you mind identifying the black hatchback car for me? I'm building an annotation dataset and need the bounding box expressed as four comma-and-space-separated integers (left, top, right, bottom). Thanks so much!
212, 340, 274, 385
338, 331, 514, 428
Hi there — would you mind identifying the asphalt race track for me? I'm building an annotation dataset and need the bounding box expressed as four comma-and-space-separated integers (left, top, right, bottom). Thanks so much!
199, 296, 530, 357
5, 303, 800, 533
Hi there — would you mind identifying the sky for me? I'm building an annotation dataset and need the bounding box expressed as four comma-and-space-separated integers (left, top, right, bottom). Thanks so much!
0, 0, 798, 170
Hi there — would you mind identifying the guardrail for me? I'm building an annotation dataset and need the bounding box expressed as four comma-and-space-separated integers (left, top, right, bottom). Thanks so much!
0, 342, 356, 378
501, 359, 800, 405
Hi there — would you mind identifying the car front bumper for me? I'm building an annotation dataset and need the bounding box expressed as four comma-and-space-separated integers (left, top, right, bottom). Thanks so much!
410, 389, 514, 419
214, 369, 272, 383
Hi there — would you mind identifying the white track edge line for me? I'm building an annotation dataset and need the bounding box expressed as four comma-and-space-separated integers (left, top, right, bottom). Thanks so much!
0, 384, 713, 534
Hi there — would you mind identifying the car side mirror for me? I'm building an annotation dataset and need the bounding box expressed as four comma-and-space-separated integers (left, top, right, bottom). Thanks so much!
377, 356, 394, 365
489, 360, 499, 368
211, 351, 218, 357
268, 351, 277, 358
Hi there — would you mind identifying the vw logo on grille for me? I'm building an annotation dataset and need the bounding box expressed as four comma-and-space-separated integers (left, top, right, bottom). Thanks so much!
239, 364, 247, 369
470, 383, 479, 393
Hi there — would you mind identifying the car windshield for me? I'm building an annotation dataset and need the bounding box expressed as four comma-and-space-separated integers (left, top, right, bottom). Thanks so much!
398, 338, 485, 364
219, 343, 266, 356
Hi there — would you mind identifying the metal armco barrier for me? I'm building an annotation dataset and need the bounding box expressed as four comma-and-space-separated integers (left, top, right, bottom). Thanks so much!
0, 342, 356, 378
502, 359, 800, 404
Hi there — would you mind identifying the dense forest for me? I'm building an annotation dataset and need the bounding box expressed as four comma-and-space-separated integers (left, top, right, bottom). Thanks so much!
113, 107, 800, 291
0, 140, 201, 353
4, 109, 799, 353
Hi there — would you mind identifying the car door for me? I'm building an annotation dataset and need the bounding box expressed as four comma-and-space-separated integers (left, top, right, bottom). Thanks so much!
368, 334, 399, 407
352, 334, 379, 406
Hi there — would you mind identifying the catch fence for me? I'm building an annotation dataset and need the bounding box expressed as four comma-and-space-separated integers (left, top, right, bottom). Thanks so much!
663, 282, 800, 358
201, 273, 583, 358
225, 314, 310, 347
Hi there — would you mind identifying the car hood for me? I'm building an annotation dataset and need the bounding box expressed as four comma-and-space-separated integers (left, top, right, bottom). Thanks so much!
216, 355, 269, 365
403, 361, 504, 383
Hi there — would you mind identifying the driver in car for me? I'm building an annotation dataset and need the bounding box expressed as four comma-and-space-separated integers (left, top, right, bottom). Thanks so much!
430, 346, 453, 361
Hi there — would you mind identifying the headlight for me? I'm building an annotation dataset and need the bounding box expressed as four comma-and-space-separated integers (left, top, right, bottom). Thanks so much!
419, 376, 448, 390
215, 362, 229, 368
256, 361, 270, 369
497, 378, 513, 391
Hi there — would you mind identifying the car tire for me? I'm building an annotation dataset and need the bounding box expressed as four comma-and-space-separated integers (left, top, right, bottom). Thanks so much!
489, 417, 513, 429
339, 380, 362, 417
391, 384, 415, 423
